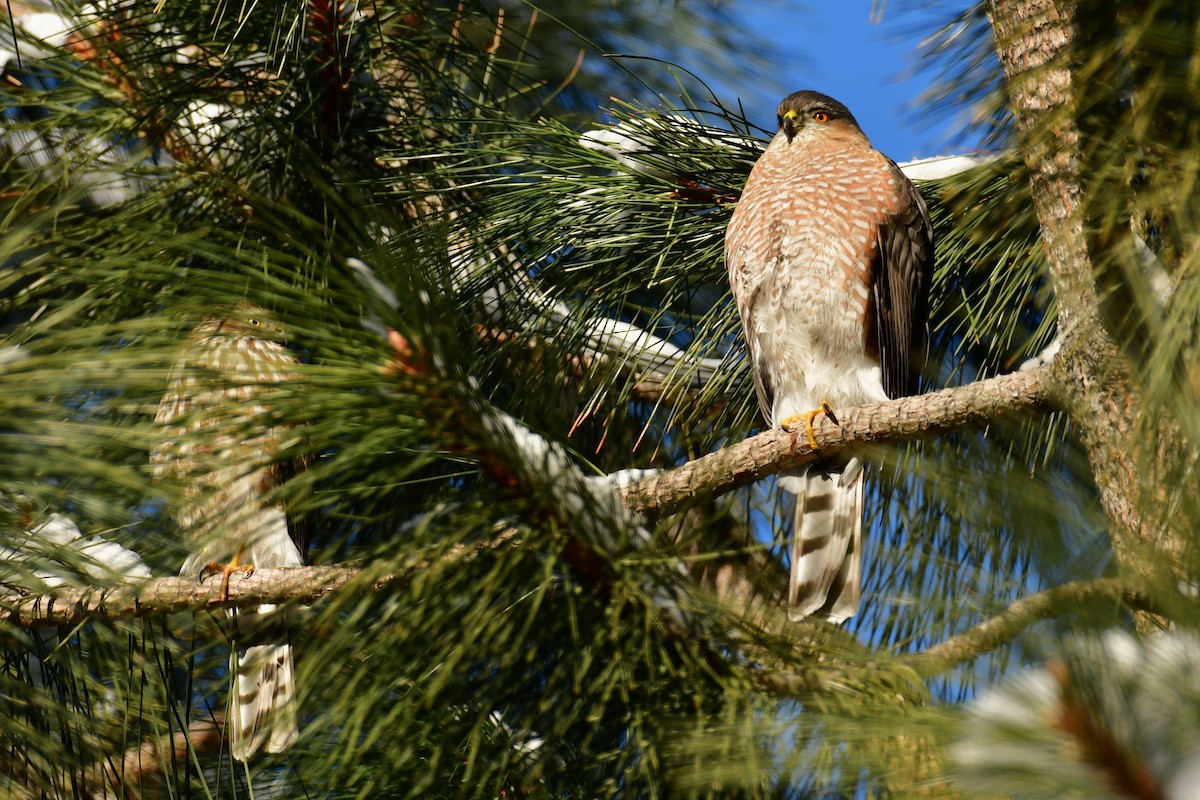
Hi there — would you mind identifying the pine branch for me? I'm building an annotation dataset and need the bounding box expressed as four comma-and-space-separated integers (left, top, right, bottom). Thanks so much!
6, 366, 1052, 630
988, 0, 1097, 333
904, 578, 1151, 673
1, 531, 521, 628
3, 565, 360, 628
622, 365, 1052, 518
0, 366, 1065, 725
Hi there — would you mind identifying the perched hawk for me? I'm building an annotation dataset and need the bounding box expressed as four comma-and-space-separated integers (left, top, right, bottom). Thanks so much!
153, 304, 304, 759
725, 90, 933, 623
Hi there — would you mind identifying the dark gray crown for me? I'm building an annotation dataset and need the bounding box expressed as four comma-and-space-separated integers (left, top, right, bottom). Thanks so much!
775, 90, 861, 130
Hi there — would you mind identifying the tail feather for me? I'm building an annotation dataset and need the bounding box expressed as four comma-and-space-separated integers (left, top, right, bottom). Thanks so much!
225, 509, 302, 760
787, 461, 865, 624
230, 605, 298, 760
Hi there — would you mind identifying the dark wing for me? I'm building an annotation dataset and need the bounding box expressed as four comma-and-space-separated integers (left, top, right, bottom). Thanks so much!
873, 161, 934, 399
255, 342, 311, 562
739, 282, 776, 424
275, 451, 314, 562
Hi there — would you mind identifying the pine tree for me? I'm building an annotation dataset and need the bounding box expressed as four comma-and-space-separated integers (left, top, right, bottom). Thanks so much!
0, 1, 1197, 797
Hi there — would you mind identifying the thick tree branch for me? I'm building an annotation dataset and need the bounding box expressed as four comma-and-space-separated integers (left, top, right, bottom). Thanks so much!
2, 362, 1056, 699
621, 365, 1052, 518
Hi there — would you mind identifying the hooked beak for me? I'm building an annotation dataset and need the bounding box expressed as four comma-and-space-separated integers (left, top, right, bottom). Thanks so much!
780, 110, 799, 143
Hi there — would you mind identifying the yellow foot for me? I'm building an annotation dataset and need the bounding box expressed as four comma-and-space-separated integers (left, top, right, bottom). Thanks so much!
780, 401, 840, 450
199, 559, 255, 601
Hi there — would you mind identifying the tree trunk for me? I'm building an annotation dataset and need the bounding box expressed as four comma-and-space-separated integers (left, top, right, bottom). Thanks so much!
988, 0, 1185, 607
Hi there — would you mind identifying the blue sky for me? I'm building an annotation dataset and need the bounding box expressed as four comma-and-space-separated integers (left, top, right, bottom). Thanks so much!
712, 2, 970, 162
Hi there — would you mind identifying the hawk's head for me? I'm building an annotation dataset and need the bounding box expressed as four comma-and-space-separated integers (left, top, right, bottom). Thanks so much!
195, 303, 287, 342
775, 90, 863, 145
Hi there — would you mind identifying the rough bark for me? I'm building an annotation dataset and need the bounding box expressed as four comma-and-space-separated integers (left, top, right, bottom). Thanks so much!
622, 366, 1050, 519
988, 0, 1183, 588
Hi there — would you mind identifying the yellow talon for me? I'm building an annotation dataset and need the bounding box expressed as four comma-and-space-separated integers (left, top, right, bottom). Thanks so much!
781, 401, 839, 450
199, 547, 254, 601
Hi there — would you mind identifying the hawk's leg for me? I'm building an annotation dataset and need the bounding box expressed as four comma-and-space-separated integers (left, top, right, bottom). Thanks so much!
199, 546, 254, 601
781, 401, 840, 450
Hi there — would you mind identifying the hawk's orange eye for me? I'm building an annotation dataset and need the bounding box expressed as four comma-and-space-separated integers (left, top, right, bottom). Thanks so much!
812, 111, 830, 124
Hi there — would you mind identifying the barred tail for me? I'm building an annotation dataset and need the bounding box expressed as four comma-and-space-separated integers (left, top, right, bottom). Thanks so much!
785, 461, 864, 624
230, 607, 298, 760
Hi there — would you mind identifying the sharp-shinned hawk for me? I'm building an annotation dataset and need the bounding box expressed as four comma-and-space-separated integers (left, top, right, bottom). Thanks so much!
725, 90, 933, 623
153, 303, 304, 759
